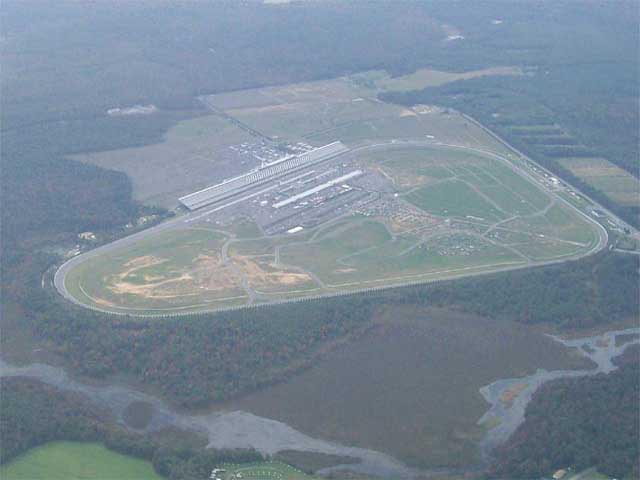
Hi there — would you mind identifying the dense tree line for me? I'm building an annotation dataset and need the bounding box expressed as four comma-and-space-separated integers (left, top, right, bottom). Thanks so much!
5, 1, 635, 131
2, 1, 449, 131
0, 377, 108, 464
389, 252, 639, 329
1, 152, 136, 256
489, 345, 640, 479
34, 287, 379, 407
0, 377, 263, 479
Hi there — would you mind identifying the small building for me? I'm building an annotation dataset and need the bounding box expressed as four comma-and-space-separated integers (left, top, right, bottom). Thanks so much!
552, 469, 567, 480
78, 231, 96, 241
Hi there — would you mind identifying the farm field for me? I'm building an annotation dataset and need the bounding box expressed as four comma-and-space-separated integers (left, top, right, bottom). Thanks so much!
354, 66, 522, 93
0, 442, 162, 480
61, 143, 603, 315
557, 157, 640, 207
228, 307, 592, 468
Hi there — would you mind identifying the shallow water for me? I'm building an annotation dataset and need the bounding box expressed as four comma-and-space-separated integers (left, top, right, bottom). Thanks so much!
0, 359, 413, 478
477, 327, 640, 456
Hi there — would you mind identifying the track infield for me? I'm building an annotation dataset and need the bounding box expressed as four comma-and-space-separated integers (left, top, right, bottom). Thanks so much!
59, 144, 605, 316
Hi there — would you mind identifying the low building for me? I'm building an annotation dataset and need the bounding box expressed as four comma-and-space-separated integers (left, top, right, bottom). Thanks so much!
552, 469, 567, 479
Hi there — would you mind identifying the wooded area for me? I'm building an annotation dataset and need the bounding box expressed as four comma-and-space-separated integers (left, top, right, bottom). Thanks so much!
0, 377, 263, 479
1, 1, 638, 475
489, 346, 640, 479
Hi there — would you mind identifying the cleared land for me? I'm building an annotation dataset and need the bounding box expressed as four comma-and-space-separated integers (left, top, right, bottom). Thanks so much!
507, 123, 639, 211
59, 74, 605, 315
0, 442, 161, 480
558, 157, 640, 207
73, 69, 520, 209
355, 66, 522, 92
71, 114, 256, 207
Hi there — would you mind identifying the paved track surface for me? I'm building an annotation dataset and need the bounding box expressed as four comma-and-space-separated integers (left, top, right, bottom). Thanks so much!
54, 138, 610, 317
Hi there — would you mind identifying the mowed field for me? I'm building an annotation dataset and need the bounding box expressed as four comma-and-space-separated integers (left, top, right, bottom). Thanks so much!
71, 114, 256, 207
557, 156, 640, 207
348, 66, 522, 95
228, 307, 592, 469
218, 461, 318, 480
207, 75, 515, 156
62, 145, 603, 315
0, 442, 162, 480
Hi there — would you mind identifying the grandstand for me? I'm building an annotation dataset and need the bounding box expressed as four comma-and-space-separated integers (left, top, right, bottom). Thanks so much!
179, 141, 349, 210
272, 170, 363, 208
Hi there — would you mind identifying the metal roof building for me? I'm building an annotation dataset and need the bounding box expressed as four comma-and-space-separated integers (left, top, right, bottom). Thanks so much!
179, 141, 349, 210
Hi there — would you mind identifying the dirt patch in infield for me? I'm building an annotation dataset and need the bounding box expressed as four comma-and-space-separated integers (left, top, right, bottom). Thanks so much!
232, 255, 313, 289
400, 108, 418, 117
106, 254, 242, 300
91, 295, 118, 308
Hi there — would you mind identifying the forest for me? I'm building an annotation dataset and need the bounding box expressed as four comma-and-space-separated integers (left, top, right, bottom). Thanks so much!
489, 345, 640, 479
0, 377, 263, 479
1, 0, 633, 405
1, 1, 638, 476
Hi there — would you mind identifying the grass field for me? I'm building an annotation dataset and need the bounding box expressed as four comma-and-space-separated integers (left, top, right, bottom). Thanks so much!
407, 180, 506, 221
365, 66, 522, 92
64, 228, 249, 313
72, 113, 256, 207
558, 157, 640, 207
205, 74, 515, 155
217, 461, 317, 480
62, 143, 602, 315
0, 442, 162, 480
565, 468, 612, 480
